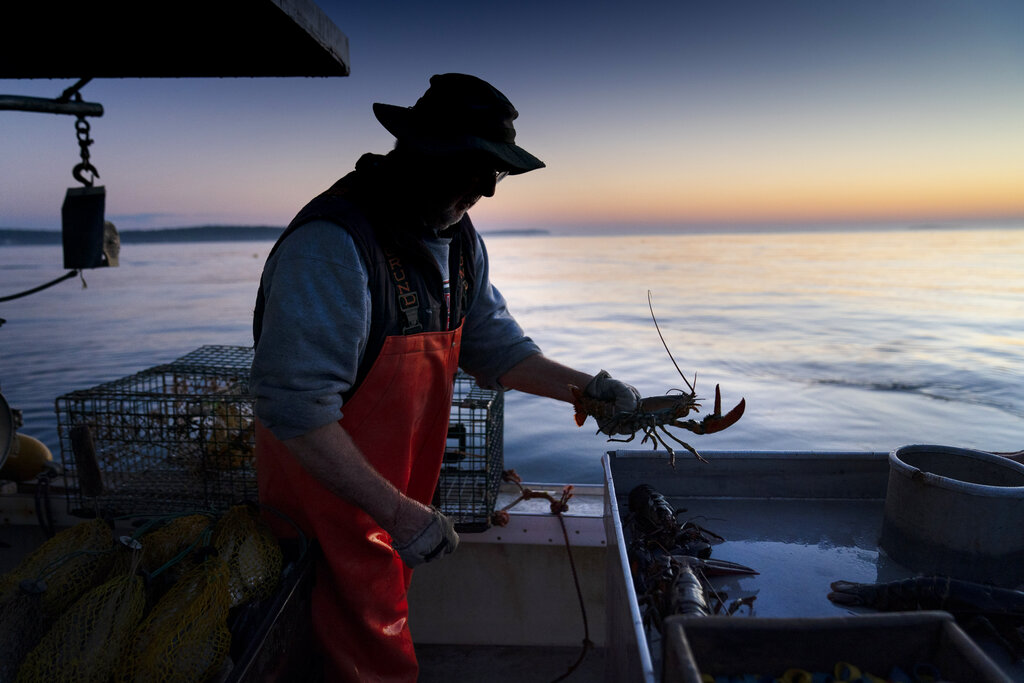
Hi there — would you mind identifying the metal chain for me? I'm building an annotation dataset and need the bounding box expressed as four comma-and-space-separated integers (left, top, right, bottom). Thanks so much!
72, 94, 100, 186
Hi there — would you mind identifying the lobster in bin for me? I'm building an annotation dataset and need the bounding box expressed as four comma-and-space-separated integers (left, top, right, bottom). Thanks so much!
570, 292, 746, 467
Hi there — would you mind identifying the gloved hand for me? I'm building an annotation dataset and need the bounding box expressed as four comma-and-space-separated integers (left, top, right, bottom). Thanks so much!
584, 370, 640, 435
392, 506, 460, 568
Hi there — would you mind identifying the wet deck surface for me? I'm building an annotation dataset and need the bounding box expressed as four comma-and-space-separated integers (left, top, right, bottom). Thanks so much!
418, 644, 606, 682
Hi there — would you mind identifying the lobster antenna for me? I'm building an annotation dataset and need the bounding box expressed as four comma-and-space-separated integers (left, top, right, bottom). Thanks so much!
647, 290, 695, 393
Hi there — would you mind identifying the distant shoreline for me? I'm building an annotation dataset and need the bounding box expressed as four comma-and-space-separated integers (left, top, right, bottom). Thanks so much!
1, 222, 1019, 246
0, 226, 283, 245
0, 226, 553, 245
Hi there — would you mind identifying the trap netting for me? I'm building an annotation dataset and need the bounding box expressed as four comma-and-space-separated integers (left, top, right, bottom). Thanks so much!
55, 345, 257, 516
434, 370, 504, 531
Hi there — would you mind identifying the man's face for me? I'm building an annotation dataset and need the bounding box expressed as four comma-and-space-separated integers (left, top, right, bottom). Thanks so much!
418, 153, 508, 230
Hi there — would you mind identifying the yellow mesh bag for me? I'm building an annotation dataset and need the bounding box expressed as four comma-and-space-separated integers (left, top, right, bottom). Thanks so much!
116, 557, 232, 683
0, 590, 50, 682
0, 518, 114, 615
212, 504, 283, 608
137, 513, 214, 575
16, 572, 145, 683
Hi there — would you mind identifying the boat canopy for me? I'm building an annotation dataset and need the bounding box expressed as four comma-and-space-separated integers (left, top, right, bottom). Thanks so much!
0, 0, 350, 79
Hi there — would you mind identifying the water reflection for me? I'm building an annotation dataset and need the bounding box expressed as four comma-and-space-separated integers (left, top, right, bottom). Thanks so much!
1, 228, 1022, 482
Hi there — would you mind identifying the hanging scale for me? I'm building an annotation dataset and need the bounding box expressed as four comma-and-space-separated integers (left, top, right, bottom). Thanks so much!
62, 87, 118, 270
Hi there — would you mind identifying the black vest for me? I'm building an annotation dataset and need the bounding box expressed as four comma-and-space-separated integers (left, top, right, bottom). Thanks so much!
253, 156, 477, 400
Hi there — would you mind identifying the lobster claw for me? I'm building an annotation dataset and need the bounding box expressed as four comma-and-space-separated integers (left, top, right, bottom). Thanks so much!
676, 385, 745, 435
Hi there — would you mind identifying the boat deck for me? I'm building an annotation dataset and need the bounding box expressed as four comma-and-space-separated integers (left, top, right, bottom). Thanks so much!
418, 644, 606, 682
3, 452, 1022, 682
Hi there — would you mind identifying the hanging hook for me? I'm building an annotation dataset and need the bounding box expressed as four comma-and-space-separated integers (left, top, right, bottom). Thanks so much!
72, 161, 100, 187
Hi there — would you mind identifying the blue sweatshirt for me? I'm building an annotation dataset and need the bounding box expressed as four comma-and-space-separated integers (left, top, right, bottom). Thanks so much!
251, 218, 541, 441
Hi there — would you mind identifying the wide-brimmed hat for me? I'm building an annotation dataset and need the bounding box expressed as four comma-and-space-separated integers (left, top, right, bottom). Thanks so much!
373, 73, 545, 175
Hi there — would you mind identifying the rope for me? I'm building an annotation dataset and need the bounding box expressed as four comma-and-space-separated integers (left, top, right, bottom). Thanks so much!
495, 471, 593, 681
549, 504, 593, 682
0, 270, 79, 302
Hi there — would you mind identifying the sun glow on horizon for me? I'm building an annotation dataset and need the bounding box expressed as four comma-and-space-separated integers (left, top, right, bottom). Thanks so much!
2, 2, 1022, 232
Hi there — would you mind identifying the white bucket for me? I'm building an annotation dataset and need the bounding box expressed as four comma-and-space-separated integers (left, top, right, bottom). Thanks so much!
879, 444, 1024, 587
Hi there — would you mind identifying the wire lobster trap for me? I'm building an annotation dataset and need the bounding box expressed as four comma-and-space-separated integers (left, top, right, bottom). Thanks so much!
435, 371, 504, 532
56, 346, 256, 517
56, 348, 504, 530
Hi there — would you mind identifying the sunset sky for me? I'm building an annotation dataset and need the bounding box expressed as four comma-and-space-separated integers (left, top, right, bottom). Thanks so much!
2, 0, 1022, 233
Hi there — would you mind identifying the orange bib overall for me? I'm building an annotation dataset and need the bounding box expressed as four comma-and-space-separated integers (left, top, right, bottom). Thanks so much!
255, 326, 462, 682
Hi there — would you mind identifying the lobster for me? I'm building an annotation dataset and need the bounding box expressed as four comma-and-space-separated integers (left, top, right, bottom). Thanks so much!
570, 292, 745, 466
829, 576, 1024, 659
625, 484, 757, 631
637, 557, 757, 631
627, 483, 725, 558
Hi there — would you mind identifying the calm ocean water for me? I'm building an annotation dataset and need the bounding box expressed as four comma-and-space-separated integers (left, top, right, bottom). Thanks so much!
1, 227, 1022, 483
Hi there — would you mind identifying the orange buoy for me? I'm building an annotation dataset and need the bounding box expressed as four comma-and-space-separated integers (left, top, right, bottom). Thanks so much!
0, 433, 54, 482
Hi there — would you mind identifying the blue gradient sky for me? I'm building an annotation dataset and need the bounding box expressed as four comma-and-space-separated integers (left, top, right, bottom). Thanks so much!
2, 0, 1022, 232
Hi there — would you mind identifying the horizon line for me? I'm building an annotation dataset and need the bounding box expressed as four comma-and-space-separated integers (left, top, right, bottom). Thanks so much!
4, 214, 1023, 233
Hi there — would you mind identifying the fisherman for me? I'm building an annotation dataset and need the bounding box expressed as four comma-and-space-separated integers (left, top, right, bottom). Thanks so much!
250, 73, 639, 682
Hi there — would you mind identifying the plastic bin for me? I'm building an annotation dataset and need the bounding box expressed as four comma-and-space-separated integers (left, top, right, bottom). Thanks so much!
662, 612, 1012, 683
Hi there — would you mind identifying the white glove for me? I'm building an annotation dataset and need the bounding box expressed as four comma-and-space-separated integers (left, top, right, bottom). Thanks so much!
584, 370, 640, 434
393, 506, 460, 568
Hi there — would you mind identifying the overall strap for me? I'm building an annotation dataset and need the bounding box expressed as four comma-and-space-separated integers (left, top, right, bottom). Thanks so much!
382, 247, 423, 335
